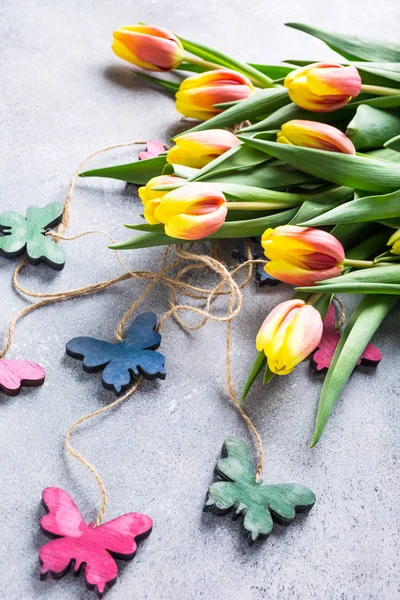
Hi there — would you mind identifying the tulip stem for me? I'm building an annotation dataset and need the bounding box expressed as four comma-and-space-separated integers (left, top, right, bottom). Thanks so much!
182, 53, 226, 72
227, 201, 290, 210
360, 84, 400, 97
343, 259, 393, 268
182, 52, 271, 88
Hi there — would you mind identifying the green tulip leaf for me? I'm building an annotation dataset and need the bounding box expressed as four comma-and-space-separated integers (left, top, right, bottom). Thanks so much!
177, 36, 274, 87
241, 350, 266, 402
248, 64, 294, 80
190, 144, 271, 182
285, 23, 400, 62
289, 186, 353, 224
205, 162, 317, 189
175, 88, 290, 136
346, 106, 400, 150
80, 156, 166, 185
310, 295, 398, 447
111, 208, 297, 250
237, 137, 400, 193
297, 190, 400, 227
385, 134, 400, 152
239, 102, 348, 133
343, 95, 400, 110
134, 72, 180, 93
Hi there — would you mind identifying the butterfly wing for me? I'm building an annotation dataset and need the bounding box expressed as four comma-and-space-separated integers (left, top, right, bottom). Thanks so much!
24, 203, 65, 269
215, 436, 256, 484
312, 304, 340, 372
40, 487, 86, 537
95, 512, 153, 557
0, 359, 45, 396
0, 211, 27, 256
26, 202, 64, 231
101, 349, 166, 394
124, 312, 161, 350
260, 483, 316, 525
66, 337, 119, 372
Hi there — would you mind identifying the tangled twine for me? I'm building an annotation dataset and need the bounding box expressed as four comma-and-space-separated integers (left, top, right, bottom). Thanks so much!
1, 141, 269, 525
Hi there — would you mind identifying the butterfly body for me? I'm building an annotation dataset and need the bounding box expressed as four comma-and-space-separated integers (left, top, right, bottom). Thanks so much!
0, 359, 45, 396
0, 202, 65, 269
66, 312, 166, 394
40, 487, 153, 597
204, 437, 315, 543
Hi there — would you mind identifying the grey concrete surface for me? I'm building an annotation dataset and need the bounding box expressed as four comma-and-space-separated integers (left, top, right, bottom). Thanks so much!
1, 1, 400, 599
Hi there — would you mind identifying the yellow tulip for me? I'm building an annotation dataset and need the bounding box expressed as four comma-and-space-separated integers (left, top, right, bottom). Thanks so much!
112, 25, 183, 72
167, 129, 240, 168
256, 299, 323, 375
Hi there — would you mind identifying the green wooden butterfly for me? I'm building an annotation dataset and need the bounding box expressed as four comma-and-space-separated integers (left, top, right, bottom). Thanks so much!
0, 202, 65, 270
204, 437, 316, 543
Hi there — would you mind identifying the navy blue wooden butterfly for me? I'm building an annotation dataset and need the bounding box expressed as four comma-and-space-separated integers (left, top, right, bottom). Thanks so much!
66, 312, 166, 394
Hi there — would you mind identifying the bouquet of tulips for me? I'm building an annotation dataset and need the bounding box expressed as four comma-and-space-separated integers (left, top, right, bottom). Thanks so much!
81, 23, 400, 445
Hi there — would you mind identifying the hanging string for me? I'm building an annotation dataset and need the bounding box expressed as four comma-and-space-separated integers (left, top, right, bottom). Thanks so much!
1, 142, 269, 523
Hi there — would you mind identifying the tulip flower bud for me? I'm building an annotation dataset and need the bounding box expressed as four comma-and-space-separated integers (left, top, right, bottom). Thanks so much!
277, 120, 356, 154
261, 225, 345, 286
153, 183, 227, 240
167, 129, 241, 169
387, 229, 400, 255
256, 299, 323, 376
139, 175, 185, 224
176, 69, 255, 121
112, 25, 184, 72
284, 63, 362, 112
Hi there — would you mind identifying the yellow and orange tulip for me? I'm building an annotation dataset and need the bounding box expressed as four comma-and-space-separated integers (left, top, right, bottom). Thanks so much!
138, 175, 185, 224
261, 225, 345, 286
284, 63, 362, 112
152, 182, 227, 239
112, 25, 183, 72
277, 120, 356, 154
167, 129, 240, 168
176, 69, 255, 121
387, 229, 400, 255
256, 299, 323, 375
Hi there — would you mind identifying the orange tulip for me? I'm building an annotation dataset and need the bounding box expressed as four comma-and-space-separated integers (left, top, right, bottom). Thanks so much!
153, 183, 227, 239
176, 69, 255, 121
112, 25, 183, 72
167, 129, 240, 168
261, 225, 345, 286
256, 299, 323, 375
277, 120, 356, 154
284, 63, 361, 112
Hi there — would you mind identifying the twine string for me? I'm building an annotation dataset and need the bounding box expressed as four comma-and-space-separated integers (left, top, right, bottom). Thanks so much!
1, 142, 267, 523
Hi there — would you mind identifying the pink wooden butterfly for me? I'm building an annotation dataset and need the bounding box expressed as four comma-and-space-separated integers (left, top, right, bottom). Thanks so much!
139, 140, 164, 160
312, 304, 382, 372
39, 487, 153, 596
0, 359, 45, 396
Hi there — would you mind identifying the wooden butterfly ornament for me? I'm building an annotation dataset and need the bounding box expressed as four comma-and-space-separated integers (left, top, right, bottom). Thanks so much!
0, 359, 45, 396
312, 304, 382, 372
204, 437, 315, 544
0, 202, 65, 270
39, 487, 153, 596
66, 312, 166, 394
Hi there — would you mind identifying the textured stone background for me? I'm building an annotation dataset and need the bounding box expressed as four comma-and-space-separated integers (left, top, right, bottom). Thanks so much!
1, 1, 400, 599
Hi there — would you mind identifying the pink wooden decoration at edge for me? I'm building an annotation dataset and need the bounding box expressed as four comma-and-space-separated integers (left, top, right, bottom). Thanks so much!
39, 487, 153, 597
312, 304, 382, 372
0, 359, 45, 396
139, 140, 165, 160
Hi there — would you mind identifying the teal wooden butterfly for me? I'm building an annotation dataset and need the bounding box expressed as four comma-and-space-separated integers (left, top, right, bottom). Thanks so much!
204, 437, 316, 543
0, 202, 65, 270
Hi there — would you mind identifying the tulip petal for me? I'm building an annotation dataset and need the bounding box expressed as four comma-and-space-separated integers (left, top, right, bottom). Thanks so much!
163, 205, 228, 240
307, 65, 362, 97
265, 259, 343, 286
